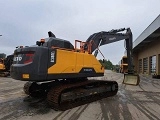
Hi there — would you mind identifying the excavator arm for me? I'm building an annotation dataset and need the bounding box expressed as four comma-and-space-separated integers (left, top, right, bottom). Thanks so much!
85, 28, 139, 85
85, 28, 130, 52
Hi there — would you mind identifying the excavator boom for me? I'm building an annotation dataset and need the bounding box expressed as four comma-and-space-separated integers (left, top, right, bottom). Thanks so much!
85, 28, 139, 85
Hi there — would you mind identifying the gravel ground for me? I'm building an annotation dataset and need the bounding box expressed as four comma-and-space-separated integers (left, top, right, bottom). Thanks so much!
0, 70, 160, 120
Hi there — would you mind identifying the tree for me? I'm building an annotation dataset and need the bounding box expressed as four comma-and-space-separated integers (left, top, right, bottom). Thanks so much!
99, 59, 114, 70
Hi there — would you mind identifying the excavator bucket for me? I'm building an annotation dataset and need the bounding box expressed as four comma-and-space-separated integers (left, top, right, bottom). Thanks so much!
123, 74, 140, 85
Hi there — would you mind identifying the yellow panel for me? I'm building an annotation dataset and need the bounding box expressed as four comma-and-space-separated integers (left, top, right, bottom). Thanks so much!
48, 49, 104, 74
83, 53, 92, 67
91, 55, 104, 73
48, 50, 76, 74
75, 52, 84, 72
0, 64, 5, 70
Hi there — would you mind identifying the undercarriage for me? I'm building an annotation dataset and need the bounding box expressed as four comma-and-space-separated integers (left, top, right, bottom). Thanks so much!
23, 79, 118, 110
0, 71, 10, 77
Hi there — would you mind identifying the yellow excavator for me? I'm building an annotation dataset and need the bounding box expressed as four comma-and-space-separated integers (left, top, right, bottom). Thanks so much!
11, 28, 139, 110
0, 53, 13, 77
120, 56, 128, 73
0, 53, 6, 76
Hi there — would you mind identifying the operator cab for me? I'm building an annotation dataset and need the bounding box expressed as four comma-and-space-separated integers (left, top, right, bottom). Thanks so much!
0, 53, 6, 59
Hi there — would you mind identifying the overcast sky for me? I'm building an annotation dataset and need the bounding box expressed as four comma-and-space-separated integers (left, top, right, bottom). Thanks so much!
0, 0, 160, 64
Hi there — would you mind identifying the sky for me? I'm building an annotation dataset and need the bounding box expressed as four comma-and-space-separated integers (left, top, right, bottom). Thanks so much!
0, 0, 160, 64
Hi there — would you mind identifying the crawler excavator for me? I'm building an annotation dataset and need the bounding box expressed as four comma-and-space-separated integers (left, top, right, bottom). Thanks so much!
11, 28, 139, 110
0, 53, 13, 77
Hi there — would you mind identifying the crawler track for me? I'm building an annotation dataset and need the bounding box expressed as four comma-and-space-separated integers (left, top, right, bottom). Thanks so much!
47, 80, 118, 110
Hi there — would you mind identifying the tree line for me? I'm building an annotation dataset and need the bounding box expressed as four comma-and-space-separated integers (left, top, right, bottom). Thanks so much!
99, 59, 119, 71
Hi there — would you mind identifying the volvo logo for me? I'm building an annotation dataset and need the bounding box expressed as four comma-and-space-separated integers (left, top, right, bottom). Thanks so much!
13, 57, 22, 62
109, 37, 116, 41
84, 68, 93, 72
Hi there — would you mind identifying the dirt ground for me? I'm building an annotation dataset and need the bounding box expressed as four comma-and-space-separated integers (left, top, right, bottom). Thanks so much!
0, 70, 160, 120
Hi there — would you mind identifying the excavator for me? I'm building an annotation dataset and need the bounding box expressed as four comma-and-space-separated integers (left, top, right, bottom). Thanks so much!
11, 28, 139, 110
0, 53, 13, 77
120, 56, 128, 73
